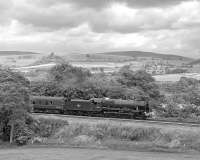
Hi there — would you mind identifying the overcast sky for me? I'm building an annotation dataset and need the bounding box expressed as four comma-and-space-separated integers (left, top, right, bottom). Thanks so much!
0, 0, 200, 57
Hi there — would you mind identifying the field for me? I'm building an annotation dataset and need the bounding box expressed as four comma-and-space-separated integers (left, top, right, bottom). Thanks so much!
0, 147, 200, 160
153, 73, 200, 82
29, 115, 200, 153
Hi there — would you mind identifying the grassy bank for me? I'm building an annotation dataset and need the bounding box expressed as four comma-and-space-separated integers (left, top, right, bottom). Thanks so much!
30, 118, 200, 152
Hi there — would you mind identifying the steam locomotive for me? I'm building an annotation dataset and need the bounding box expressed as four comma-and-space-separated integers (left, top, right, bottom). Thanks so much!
30, 96, 151, 119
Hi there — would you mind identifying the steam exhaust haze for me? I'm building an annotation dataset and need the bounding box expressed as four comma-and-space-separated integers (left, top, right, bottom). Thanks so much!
0, 0, 200, 57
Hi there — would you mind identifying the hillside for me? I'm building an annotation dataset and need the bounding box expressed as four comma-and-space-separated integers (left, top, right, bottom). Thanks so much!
189, 59, 200, 65
64, 53, 135, 62
0, 51, 40, 56
97, 51, 193, 61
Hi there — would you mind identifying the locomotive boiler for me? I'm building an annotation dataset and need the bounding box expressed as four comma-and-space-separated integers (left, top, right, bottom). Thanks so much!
30, 96, 150, 119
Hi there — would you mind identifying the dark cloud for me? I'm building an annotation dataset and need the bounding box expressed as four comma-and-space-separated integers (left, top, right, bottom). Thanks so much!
32, 0, 109, 9
13, 4, 92, 31
12, 0, 200, 35
123, 0, 191, 8
12, 1, 175, 33
32, 0, 191, 9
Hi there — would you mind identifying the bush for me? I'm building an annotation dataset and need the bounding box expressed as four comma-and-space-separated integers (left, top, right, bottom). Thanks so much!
54, 123, 161, 142
32, 118, 68, 138
0, 68, 31, 143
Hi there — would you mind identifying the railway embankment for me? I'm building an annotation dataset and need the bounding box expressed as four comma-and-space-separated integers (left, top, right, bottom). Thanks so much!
29, 114, 200, 153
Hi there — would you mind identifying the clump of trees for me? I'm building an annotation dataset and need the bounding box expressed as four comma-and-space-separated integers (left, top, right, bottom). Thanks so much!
31, 63, 162, 103
117, 68, 162, 101
0, 68, 32, 144
158, 77, 200, 120
49, 63, 92, 86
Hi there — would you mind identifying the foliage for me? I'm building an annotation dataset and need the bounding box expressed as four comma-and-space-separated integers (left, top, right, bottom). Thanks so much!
30, 64, 162, 104
49, 63, 92, 86
175, 77, 199, 93
55, 123, 161, 142
155, 76, 200, 119
30, 81, 63, 96
0, 68, 31, 143
117, 69, 162, 101
167, 68, 188, 74
157, 94, 200, 119
52, 122, 200, 152
160, 77, 200, 94
32, 118, 68, 138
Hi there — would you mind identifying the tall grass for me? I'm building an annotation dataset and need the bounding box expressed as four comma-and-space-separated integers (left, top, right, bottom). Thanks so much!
50, 122, 200, 151
30, 118, 200, 152
54, 123, 161, 141
32, 118, 68, 138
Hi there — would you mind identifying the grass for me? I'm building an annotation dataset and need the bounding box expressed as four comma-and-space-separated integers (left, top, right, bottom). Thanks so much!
29, 120, 200, 152
2, 115, 198, 152
33, 118, 68, 137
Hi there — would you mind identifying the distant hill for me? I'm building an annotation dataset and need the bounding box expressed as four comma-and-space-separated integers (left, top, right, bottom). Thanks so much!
97, 51, 193, 61
189, 59, 200, 65
32, 52, 66, 65
0, 51, 40, 56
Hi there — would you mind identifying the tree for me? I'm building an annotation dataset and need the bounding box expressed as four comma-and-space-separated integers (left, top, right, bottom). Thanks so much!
49, 63, 91, 86
117, 69, 162, 100
30, 81, 62, 97
175, 77, 199, 93
167, 68, 188, 74
0, 68, 31, 143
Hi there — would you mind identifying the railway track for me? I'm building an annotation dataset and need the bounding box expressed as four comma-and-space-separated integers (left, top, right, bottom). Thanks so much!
32, 113, 200, 127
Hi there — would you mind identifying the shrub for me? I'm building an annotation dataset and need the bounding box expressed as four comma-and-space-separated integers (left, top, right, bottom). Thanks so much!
54, 123, 161, 142
32, 118, 68, 138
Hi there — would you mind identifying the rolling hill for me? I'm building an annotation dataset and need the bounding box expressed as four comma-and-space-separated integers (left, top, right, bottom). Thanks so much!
0, 51, 40, 56
189, 59, 200, 65
97, 51, 193, 61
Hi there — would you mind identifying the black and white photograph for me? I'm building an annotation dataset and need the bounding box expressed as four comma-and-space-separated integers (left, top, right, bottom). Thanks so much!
0, 0, 200, 159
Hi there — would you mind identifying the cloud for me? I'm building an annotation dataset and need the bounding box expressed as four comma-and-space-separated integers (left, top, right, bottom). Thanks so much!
31, 0, 191, 9
0, 0, 13, 11
0, 0, 200, 58
11, 0, 200, 34
88, 1, 200, 33
12, 1, 95, 31
89, 5, 175, 33
0, 0, 13, 24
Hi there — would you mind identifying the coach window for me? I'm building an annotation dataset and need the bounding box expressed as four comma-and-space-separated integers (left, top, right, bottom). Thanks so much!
50, 101, 53, 105
32, 101, 35, 104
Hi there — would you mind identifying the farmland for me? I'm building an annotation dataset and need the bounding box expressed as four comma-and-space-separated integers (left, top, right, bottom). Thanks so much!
153, 73, 200, 82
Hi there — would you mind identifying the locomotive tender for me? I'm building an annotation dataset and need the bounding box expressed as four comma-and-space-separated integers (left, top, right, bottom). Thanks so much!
30, 96, 150, 119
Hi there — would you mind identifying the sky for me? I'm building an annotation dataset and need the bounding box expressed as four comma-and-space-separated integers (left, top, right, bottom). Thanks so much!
0, 0, 200, 58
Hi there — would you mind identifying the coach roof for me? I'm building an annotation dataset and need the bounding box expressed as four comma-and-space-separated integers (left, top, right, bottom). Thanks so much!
30, 96, 64, 101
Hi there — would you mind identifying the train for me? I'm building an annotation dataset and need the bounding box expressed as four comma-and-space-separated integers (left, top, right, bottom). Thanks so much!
30, 96, 151, 119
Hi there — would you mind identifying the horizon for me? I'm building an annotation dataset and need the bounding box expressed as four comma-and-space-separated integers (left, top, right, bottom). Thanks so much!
0, 0, 200, 58
0, 50, 196, 59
